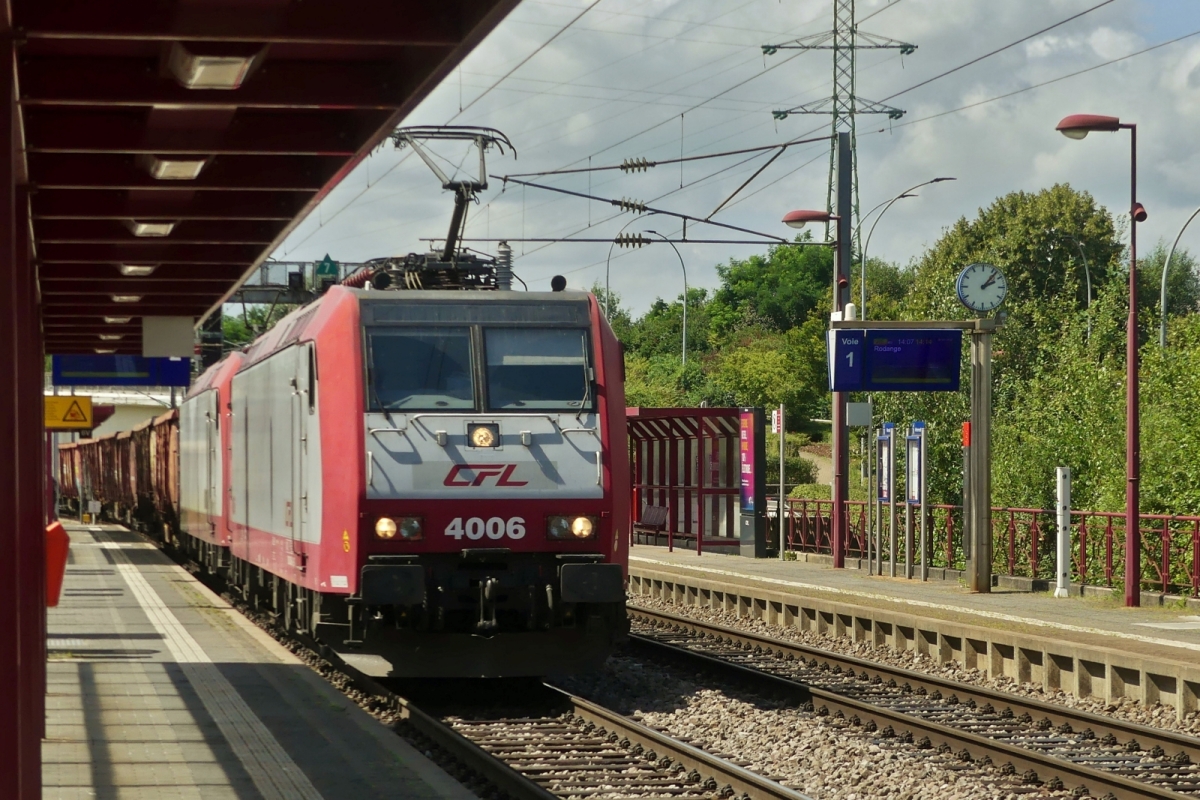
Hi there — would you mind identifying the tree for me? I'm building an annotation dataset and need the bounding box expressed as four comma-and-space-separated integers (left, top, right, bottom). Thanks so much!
223, 304, 293, 349
622, 287, 711, 361
708, 233, 834, 339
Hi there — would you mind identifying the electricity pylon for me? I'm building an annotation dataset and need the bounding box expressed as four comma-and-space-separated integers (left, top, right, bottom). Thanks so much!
765, 0, 915, 246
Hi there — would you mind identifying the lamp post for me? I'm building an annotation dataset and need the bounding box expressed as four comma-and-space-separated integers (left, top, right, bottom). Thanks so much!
1160, 206, 1200, 347
1056, 113, 1146, 607
644, 230, 688, 366
782, 203, 851, 566
1048, 229, 1093, 340
859, 177, 956, 320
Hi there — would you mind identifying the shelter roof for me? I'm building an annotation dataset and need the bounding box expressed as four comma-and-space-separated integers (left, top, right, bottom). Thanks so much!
17, 0, 519, 354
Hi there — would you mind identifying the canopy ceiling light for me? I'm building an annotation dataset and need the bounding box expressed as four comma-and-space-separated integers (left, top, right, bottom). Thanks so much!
118, 264, 158, 277
124, 220, 176, 237
137, 154, 209, 181
97, 334, 124, 341
103, 316, 132, 324
110, 295, 142, 303
168, 42, 262, 90
94, 348, 117, 354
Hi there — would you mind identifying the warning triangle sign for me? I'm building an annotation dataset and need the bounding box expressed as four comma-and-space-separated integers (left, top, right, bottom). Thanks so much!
62, 400, 88, 423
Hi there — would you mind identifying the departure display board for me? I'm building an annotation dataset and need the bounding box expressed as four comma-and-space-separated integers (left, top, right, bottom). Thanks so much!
52, 355, 191, 387
827, 329, 962, 392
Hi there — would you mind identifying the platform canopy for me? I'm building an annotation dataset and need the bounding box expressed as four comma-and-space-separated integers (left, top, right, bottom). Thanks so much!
18, 0, 519, 355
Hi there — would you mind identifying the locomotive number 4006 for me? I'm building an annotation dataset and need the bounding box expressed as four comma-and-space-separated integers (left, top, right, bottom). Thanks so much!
444, 517, 526, 541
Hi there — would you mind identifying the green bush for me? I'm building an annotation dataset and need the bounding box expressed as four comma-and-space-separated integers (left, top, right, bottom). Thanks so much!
788, 483, 830, 499
764, 432, 818, 488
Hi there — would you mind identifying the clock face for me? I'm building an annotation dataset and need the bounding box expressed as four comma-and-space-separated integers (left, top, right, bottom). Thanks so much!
956, 263, 1008, 312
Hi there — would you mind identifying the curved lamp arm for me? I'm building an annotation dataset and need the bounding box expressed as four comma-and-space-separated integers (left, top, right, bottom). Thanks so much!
645, 230, 688, 365
605, 213, 664, 320
859, 177, 955, 319
1160, 205, 1200, 347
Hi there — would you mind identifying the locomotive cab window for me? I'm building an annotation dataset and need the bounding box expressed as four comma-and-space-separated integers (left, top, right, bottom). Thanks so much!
368, 328, 475, 410
484, 328, 591, 411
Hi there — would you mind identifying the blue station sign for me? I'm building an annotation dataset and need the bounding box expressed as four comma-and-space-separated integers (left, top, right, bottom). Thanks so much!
52, 355, 191, 387
827, 329, 962, 392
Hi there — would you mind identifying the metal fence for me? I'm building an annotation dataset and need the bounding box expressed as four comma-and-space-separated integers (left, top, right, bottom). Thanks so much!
772, 496, 1200, 597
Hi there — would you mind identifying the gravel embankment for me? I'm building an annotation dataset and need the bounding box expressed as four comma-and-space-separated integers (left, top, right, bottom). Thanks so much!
630, 594, 1200, 737
559, 653, 1071, 800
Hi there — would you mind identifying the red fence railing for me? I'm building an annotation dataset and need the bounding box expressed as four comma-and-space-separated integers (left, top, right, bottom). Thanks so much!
771, 496, 1200, 597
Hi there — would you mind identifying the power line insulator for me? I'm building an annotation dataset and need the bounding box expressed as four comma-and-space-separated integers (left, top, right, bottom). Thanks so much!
615, 233, 649, 249
614, 197, 648, 214
620, 157, 655, 173
772, 110, 790, 121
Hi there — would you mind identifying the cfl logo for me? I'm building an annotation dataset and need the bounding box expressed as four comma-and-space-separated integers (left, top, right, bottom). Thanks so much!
443, 464, 528, 487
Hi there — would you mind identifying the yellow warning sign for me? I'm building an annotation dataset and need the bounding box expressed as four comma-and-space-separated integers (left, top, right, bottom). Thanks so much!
45, 396, 93, 431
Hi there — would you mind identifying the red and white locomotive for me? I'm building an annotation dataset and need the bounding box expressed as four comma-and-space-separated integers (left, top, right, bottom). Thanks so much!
69, 253, 630, 678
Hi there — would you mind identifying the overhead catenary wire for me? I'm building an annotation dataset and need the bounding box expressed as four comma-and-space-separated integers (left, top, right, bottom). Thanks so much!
857, 0, 904, 25
881, 26, 1200, 131
280, 0, 604, 256
494, 175, 788, 242
502, 134, 830, 178
286, 0, 811, 256
878, 0, 1117, 103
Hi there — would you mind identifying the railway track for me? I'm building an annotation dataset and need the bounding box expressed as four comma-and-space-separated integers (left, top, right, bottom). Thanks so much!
154, 525, 805, 800
429, 683, 812, 800
629, 604, 1200, 800
199, 559, 811, 798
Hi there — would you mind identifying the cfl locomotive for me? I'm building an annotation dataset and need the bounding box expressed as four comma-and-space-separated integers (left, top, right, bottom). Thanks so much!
60, 253, 630, 678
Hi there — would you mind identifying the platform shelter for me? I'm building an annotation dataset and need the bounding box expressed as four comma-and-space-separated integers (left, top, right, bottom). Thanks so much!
0, 2, 520, 796
627, 407, 742, 554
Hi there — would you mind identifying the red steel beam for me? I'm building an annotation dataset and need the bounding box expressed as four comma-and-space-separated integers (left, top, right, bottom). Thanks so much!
24, 108, 391, 156
17, 0, 472, 46
40, 263, 248, 281
39, 243, 263, 264
42, 279, 233, 295
43, 302, 216, 316
28, 153, 337, 192
20, 55, 444, 111
32, 190, 305, 220
35, 219, 283, 244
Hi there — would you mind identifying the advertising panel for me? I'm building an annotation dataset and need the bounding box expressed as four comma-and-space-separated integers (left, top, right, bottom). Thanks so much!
739, 409, 757, 512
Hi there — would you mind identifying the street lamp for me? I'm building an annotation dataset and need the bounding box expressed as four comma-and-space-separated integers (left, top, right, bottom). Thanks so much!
1047, 229, 1093, 340
859, 177, 956, 320
604, 216, 644, 320
1160, 206, 1200, 347
782, 206, 852, 567
1056, 112, 1145, 607
644, 230, 688, 366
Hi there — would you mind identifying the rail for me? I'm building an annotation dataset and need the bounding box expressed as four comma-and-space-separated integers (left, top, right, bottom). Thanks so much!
771, 496, 1200, 597
630, 605, 1200, 800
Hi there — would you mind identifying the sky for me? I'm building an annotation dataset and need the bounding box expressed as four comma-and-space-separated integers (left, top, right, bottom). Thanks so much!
268, 0, 1200, 315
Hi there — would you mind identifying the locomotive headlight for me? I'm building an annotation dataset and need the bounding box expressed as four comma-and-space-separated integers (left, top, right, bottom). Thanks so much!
375, 517, 398, 539
547, 515, 596, 540
375, 516, 423, 541
469, 423, 499, 448
397, 516, 423, 540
